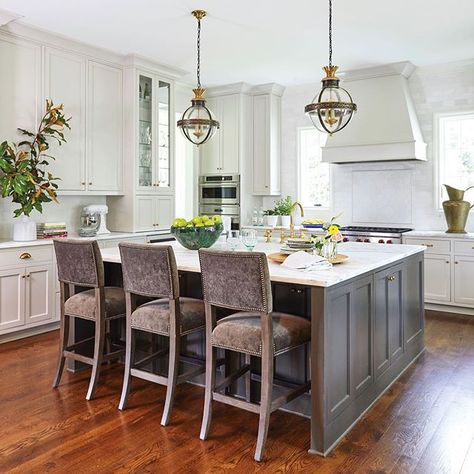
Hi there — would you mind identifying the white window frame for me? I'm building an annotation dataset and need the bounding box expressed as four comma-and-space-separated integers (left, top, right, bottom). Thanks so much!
434, 110, 474, 210
296, 126, 333, 213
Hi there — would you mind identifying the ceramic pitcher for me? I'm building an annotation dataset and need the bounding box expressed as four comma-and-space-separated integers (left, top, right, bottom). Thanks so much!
442, 184, 474, 234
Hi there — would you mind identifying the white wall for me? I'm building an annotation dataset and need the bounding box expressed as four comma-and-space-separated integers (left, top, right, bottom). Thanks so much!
271, 59, 474, 231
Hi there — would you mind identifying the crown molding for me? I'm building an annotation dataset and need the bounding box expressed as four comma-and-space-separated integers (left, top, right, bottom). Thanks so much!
341, 61, 416, 82
0, 8, 22, 26
123, 54, 187, 80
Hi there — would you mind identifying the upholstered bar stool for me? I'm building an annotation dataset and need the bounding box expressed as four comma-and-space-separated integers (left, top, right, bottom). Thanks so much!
118, 243, 206, 426
52, 239, 126, 400
198, 249, 311, 462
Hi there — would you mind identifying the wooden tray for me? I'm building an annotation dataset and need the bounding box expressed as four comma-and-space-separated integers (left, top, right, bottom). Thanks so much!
268, 253, 349, 265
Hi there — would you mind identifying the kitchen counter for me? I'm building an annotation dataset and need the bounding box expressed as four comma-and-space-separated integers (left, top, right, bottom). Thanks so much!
101, 240, 424, 288
404, 230, 474, 240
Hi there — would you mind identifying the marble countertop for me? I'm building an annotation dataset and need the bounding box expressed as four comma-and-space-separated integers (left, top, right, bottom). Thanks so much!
0, 230, 171, 250
100, 241, 424, 288
404, 230, 474, 240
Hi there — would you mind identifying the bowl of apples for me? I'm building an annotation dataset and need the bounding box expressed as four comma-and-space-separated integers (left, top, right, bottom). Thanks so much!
171, 215, 224, 250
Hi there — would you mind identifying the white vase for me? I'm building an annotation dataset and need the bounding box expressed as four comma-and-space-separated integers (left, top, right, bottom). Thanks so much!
13, 215, 37, 242
280, 215, 291, 228
265, 215, 278, 227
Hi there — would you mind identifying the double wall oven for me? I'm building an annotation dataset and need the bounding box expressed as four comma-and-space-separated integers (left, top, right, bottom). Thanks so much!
199, 175, 240, 230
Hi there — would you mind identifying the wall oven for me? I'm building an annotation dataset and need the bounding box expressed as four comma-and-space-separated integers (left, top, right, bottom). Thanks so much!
199, 175, 240, 206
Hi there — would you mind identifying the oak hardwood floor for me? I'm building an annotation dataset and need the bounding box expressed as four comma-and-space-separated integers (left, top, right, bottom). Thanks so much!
0, 311, 473, 473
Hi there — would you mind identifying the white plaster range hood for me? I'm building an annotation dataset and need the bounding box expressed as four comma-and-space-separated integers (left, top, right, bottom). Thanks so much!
321, 61, 427, 163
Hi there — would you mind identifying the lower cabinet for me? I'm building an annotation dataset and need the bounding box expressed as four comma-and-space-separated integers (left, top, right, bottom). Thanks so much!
136, 195, 174, 232
0, 259, 54, 335
424, 254, 451, 302
374, 263, 404, 377
454, 256, 474, 306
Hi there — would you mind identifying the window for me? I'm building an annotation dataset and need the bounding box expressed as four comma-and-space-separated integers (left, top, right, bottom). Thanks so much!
298, 127, 330, 208
437, 112, 474, 206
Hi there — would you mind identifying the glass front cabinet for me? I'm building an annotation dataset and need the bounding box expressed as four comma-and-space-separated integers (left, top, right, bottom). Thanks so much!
137, 73, 173, 193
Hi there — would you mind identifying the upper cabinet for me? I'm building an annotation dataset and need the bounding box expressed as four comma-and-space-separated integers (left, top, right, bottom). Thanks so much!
137, 73, 173, 194
252, 85, 283, 196
200, 94, 240, 175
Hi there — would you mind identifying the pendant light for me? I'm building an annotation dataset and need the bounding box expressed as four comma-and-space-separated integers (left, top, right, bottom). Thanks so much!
177, 10, 219, 146
304, 0, 356, 135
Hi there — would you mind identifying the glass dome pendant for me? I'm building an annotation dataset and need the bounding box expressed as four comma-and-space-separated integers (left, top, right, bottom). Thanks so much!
304, 0, 357, 135
177, 10, 219, 146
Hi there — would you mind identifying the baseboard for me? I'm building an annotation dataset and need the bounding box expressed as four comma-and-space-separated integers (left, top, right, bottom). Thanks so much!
425, 303, 474, 316
0, 322, 59, 344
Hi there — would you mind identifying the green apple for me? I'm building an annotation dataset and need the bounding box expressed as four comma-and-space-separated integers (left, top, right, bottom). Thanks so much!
195, 222, 204, 228
192, 216, 202, 225
201, 215, 209, 221
212, 215, 223, 224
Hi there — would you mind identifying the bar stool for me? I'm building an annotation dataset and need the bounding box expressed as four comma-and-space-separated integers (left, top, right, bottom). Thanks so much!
118, 243, 206, 426
52, 239, 126, 400
198, 249, 311, 462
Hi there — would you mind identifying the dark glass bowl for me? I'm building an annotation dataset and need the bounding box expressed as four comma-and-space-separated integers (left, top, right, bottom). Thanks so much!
171, 223, 223, 250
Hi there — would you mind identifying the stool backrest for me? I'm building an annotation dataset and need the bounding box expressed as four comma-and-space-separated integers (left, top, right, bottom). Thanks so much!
119, 243, 179, 299
54, 239, 104, 288
198, 249, 273, 313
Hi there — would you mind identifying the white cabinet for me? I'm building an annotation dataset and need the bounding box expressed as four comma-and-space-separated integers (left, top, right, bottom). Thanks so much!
200, 94, 240, 175
424, 255, 451, 302
45, 47, 87, 192
136, 195, 174, 232
0, 268, 25, 331
87, 61, 123, 193
25, 264, 54, 325
252, 90, 282, 196
454, 256, 474, 306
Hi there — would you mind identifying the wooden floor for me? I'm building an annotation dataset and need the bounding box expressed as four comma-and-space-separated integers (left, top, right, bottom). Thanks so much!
1, 312, 473, 473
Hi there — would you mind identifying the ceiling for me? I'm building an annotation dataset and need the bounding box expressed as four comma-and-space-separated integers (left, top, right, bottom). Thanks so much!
1, 0, 473, 86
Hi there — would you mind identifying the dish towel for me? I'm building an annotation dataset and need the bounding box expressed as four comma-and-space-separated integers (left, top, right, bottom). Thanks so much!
281, 251, 332, 271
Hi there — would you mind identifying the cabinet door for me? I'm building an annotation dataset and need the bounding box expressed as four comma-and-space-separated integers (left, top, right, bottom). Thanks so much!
45, 48, 86, 191
200, 97, 222, 174
454, 256, 474, 306
0, 268, 25, 332
135, 195, 155, 231
252, 94, 269, 194
0, 36, 41, 143
387, 266, 403, 362
25, 265, 54, 324
220, 94, 240, 174
87, 61, 123, 192
137, 74, 154, 191
156, 196, 174, 230
424, 255, 451, 302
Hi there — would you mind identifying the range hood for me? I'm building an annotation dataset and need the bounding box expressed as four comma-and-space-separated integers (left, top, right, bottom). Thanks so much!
321, 61, 427, 163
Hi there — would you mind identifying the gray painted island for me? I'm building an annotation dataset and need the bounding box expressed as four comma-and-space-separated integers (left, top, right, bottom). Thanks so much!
99, 241, 425, 456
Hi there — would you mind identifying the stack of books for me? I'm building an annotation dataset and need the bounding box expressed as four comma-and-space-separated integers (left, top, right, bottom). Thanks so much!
37, 223, 68, 240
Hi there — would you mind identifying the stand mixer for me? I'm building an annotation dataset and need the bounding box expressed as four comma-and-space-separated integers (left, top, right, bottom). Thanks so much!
79, 204, 111, 237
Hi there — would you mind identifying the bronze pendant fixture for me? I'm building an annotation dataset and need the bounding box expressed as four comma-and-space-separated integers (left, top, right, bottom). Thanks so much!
304, 0, 357, 135
177, 10, 219, 146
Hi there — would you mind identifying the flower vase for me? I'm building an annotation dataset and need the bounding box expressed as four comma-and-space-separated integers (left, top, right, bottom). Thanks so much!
13, 215, 37, 242
323, 240, 338, 261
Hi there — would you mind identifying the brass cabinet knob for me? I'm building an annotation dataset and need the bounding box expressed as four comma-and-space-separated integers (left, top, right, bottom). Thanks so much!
21, 275, 26, 279
81, 182, 86, 185
88, 182, 92, 185
387, 275, 396, 281
455, 261, 459, 264
446, 261, 450, 264
19, 252, 32, 260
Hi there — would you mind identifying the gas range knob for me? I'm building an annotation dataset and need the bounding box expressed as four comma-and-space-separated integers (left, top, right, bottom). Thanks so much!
356, 238, 362, 242
364, 239, 370, 243
378, 239, 385, 244
343, 237, 349, 242
386, 239, 393, 244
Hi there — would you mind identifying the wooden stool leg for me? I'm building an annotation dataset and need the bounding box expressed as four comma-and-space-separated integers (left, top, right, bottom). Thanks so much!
200, 345, 216, 440
255, 318, 274, 462
118, 324, 135, 410
161, 331, 180, 426
245, 354, 251, 402
86, 316, 106, 401
52, 313, 70, 388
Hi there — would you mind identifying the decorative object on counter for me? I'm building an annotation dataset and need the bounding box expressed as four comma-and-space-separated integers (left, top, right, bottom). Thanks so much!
226, 230, 240, 251
83, 204, 111, 235
241, 228, 258, 251
0, 99, 70, 241
171, 215, 223, 250
273, 195, 295, 228
304, 0, 356, 135
263, 209, 278, 227
177, 10, 219, 146
442, 184, 474, 234
37, 222, 68, 239
78, 208, 100, 237
310, 214, 343, 258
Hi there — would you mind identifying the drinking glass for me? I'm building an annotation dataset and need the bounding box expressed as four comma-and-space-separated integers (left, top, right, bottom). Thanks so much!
227, 230, 240, 251
241, 229, 258, 251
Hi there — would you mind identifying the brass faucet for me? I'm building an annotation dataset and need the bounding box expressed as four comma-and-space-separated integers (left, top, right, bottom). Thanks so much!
264, 229, 273, 243
289, 202, 305, 239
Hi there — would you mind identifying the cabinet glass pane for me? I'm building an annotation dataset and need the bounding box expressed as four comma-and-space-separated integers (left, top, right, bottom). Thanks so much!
158, 81, 170, 188
138, 75, 153, 188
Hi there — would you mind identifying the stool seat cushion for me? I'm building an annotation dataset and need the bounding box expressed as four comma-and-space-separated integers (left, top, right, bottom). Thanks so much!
131, 297, 205, 336
212, 312, 311, 356
64, 287, 125, 320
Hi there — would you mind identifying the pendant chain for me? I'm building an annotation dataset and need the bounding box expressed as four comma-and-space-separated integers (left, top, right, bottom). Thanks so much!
196, 17, 201, 88
328, 0, 333, 66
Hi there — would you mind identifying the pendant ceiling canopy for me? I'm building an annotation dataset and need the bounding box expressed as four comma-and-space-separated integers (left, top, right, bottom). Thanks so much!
177, 10, 219, 146
304, 0, 357, 135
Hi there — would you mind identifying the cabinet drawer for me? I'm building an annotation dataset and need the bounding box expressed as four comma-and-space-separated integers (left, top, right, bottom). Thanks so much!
454, 240, 474, 256
404, 238, 450, 254
0, 246, 53, 268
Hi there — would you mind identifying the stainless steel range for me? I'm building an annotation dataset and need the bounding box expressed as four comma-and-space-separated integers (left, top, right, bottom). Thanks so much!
340, 226, 413, 244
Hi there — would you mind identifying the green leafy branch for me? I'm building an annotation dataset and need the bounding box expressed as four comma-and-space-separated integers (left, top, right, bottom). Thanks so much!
0, 99, 71, 217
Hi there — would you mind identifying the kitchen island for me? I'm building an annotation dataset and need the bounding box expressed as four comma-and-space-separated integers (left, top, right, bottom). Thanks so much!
99, 241, 425, 456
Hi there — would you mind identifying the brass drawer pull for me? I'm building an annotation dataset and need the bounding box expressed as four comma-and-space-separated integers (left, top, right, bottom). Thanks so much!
424, 244, 434, 248
387, 275, 396, 281
19, 252, 32, 260
290, 288, 304, 294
